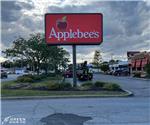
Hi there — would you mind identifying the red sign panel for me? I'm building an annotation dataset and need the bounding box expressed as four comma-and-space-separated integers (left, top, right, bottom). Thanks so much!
45, 13, 103, 45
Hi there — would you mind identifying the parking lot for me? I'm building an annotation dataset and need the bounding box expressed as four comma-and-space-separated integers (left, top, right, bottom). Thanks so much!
1, 73, 150, 125
1, 74, 22, 82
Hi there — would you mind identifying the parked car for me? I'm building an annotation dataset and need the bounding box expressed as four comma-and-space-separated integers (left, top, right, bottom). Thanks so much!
63, 70, 73, 78
23, 70, 30, 75
1, 70, 8, 79
113, 69, 129, 76
106, 70, 114, 75
7, 71, 14, 74
63, 69, 85, 78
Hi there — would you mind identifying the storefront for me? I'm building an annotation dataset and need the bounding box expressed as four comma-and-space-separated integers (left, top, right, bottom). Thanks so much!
128, 52, 150, 74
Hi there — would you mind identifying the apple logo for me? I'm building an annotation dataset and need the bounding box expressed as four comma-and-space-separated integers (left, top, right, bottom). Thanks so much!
56, 16, 67, 31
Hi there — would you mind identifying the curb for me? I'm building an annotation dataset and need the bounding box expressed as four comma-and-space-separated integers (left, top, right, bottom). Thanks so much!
1, 90, 133, 100
122, 89, 134, 97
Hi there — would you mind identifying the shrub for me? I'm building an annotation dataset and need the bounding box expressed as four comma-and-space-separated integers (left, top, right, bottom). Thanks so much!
22, 74, 34, 79
103, 83, 121, 91
133, 72, 141, 78
39, 74, 47, 79
17, 76, 34, 83
16, 74, 45, 83
94, 81, 106, 88
33, 75, 43, 81
59, 82, 72, 90
81, 82, 93, 87
100, 64, 109, 72
47, 83, 60, 90
46, 73, 56, 77
81, 82, 93, 90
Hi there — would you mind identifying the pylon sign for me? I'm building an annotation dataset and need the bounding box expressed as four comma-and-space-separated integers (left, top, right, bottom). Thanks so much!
45, 13, 103, 45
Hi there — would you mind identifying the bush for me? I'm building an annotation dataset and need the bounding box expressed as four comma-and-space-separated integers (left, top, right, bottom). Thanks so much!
16, 74, 45, 83
22, 74, 34, 79
33, 75, 43, 81
17, 76, 34, 83
94, 81, 106, 88
103, 83, 121, 91
47, 83, 60, 90
46, 73, 56, 77
133, 72, 141, 78
59, 82, 72, 90
81, 82, 93, 90
39, 74, 47, 79
81, 82, 93, 87
100, 64, 109, 72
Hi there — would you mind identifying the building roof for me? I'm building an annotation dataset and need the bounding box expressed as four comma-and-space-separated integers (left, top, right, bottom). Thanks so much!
130, 52, 150, 60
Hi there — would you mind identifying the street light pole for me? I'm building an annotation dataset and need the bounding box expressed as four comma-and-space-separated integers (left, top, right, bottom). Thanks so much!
72, 45, 77, 87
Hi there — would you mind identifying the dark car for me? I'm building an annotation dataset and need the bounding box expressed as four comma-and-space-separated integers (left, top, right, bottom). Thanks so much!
106, 70, 114, 75
63, 70, 73, 78
63, 70, 81, 78
113, 69, 129, 76
1, 71, 8, 79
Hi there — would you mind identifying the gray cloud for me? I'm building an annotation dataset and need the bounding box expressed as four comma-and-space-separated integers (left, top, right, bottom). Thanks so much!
1, 1, 22, 22
1, 1, 34, 22
1, 0, 150, 62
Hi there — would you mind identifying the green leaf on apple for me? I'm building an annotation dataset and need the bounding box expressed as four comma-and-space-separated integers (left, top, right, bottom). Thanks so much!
62, 16, 67, 21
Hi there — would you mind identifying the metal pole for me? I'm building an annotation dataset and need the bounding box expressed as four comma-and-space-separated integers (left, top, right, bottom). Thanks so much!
72, 45, 77, 87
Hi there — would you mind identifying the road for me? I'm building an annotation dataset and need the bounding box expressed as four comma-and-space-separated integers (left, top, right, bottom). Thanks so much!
1, 74, 150, 125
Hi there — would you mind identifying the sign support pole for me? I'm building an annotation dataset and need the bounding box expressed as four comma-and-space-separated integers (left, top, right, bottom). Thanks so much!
72, 45, 77, 87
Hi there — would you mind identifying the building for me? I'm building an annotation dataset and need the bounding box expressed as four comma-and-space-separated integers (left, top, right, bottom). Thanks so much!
127, 51, 150, 74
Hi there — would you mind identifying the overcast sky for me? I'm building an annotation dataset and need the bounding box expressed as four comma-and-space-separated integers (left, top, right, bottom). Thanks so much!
1, 0, 150, 63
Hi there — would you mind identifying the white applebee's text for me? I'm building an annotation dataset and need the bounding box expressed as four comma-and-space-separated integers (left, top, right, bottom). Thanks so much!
49, 27, 100, 41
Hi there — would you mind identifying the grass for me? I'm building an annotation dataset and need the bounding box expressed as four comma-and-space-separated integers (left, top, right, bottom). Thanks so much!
1, 76, 130, 98
1, 89, 128, 97
1, 80, 16, 84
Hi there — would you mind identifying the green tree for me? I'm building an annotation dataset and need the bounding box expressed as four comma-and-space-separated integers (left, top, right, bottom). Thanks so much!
3, 33, 70, 75
109, 59, 116, 64
100, 63, 109, 73
13, 59, 28, 68
1, 60, 13, 68
92, 50, 102, 68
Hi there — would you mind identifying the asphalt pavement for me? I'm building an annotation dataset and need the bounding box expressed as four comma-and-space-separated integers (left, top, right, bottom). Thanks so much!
66, 73, 150, 97
1, 74, 150, 125
93, 74, 150, 97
